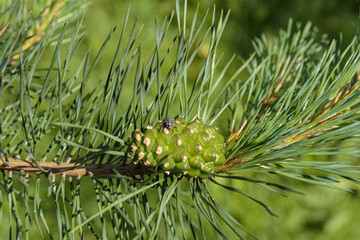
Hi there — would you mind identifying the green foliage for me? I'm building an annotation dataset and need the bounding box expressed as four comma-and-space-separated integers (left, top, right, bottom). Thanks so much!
1, 0, 360, 239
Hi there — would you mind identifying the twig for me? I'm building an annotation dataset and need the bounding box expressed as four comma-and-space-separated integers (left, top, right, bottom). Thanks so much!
0, 157, 153, 177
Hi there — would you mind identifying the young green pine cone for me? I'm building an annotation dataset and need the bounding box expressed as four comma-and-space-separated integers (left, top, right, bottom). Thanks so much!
125, 117, 226, 178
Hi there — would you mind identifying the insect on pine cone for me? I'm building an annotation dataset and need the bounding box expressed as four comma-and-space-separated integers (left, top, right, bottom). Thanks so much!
162, 117, 175, 130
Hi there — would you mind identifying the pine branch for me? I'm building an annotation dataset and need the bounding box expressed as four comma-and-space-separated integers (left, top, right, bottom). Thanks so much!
0, 156, 152, 177
1, 0, 360, 239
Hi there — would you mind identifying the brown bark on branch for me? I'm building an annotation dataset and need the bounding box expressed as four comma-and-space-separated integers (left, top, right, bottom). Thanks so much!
0, 157, 153, 177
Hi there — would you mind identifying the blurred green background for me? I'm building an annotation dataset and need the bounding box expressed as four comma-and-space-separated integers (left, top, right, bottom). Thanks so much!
80, 1, 360, 239
3, 0, 360, 239
81, 0, 360, 77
